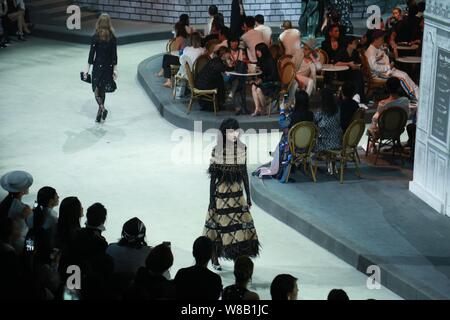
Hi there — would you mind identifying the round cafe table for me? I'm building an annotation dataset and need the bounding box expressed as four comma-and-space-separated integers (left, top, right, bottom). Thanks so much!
396, 44, 419, 51
225, 71, 262, 115
321, 64, 349, 72
396, 56, 421, 64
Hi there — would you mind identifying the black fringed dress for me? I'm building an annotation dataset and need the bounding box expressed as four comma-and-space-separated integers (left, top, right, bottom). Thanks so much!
203, 142, 260, 260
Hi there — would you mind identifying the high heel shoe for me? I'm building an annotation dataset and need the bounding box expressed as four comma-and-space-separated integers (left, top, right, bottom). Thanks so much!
102, 109, 108, 121
251, 111, 261, 117
95, 109, 102, 123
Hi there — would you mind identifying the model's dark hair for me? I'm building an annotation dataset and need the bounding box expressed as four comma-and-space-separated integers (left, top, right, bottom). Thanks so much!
255, 14, 264, 25
234, 255, 254, 284
33, 186, 57, 229
57, 197, 81, 244
270, 274, 298, 300
294, 90, 310, 113
0, 192, 20, 219
179, 14, 190, 26
320, 88, 338, 116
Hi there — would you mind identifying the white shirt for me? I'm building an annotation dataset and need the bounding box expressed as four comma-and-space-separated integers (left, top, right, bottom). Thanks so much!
178, 46, 206, 78
241, 29, 265, 63
365, 44, 391, 76
205, 17, 214, 36
279, 28, 301, 55
255, 24, 272, 46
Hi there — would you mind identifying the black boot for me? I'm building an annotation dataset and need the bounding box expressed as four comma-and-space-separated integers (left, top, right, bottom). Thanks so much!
96, 108, 102, 123
102, 108, 108, 121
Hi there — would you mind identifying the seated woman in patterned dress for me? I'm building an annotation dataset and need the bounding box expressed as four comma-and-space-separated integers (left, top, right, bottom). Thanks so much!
254, 90, 313, 181
314, 88, 343, 173
204, 118, 259, 270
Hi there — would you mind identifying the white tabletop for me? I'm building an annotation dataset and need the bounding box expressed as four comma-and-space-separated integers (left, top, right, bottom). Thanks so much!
396, 56, 421, 64
226, 71, 262, 76
396, 44, 419, 51
321, 64, 349, 72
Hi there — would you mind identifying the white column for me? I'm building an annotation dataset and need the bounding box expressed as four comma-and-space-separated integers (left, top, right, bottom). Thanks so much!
409, 0, 450, 216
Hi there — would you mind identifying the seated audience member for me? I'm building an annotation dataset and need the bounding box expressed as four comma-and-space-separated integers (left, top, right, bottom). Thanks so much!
291, 38, 322, 99
321, 7, 346, 42
23, 216, 61, 300
177, 32, 205, 79
159, 22, 188, 88
251, 42, 279, 116
223, 255, 259, 300
174, 236, 223, 300
0, 217, 26, 299
205, 38, 221, 58
225, 36, 248, 114
278, 20, 301, 56
178, 14, 195, 35
255, 91, 313, 179
321, 23, 344, 64
195, 46, 234, 111
205, 5, 218, 36
386, 7, 403, 31
366, 29, 419, 101
269, 42, 284, 62
106, 218, 155, 287
334, 36, 365, 100
390, 4, 421, 46
72, 203, 113, 277
0, 170, 33, 252
254, 14, 272, 46
26, 186, 59, 247
314, 88, 342, 154
5, 0, 30, 40
327, 288, 350, 300
214, 25, 231, 52
270, 274, 299, 300
56, 196, 83, 279
127, 243, 175, 300
339, 82, 360, 132
368, 77, 410, 151
241, 16, 265, 65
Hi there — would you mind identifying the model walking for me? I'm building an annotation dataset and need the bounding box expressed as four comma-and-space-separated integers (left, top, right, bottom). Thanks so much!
203, 118, 259, 270
83, 13, 117, 123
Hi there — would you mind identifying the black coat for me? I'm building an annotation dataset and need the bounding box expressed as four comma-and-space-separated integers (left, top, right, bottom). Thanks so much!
88, 34, 118, 92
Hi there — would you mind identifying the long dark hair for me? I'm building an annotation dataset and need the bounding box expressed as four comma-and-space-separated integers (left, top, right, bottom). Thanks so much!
179, 14, 190, 26
234, 255, 254, 285
255, 42, 272, 66
33, 186, 57, 229
320, 88, 338, 116
174, 22, 188, 38
217, 118, 241, 150
57, 197, 81, 244
294, 90, 310, 113
0, 192, 20, 219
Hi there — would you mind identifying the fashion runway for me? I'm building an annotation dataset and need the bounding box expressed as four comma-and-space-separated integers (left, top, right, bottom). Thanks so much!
0, 37, 400, 299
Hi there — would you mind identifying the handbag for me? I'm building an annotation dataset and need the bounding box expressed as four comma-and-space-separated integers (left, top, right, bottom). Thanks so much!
80, 72, 91, 84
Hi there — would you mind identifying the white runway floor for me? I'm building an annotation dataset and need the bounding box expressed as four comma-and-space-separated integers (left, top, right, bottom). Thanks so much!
0, 37, 400, 299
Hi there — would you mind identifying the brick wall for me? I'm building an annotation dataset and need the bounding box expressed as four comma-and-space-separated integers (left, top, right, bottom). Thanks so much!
75, 0, 302, 25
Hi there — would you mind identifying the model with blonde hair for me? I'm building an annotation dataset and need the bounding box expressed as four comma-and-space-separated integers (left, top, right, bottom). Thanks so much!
83, 13, 118, 123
